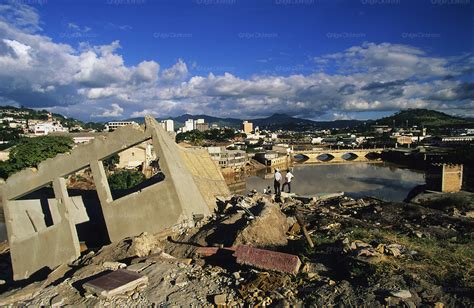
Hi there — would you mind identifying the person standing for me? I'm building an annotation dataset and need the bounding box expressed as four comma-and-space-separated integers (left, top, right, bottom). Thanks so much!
282, 169, 294, 193
274, 169, 282, 196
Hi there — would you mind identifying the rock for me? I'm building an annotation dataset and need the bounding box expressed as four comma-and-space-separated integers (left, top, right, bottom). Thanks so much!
386, 244, 402, 257
375, 244, 386, 254
232, 272, 241, 280
126, 262, 153, 272
132, 292, 139, 300
414, 231, 423, 238
129, 232, 162, 258
302, 262, 329, 274
214, 294, 227, 305
390, 289, 412, 299
174, 276, 188, 287
103, 261, 126, 270
233, 200, 288, 247
50, 294, 65, 307
350, 240, 371, 250
356, 248, 377, 257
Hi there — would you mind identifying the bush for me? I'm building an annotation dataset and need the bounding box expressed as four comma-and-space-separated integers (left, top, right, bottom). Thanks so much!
0, 136, 73, 179
107, 170, 145, 190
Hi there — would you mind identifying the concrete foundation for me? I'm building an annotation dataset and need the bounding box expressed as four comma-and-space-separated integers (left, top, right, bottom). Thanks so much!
427, 163, 463, 193
1, 116, 229, 280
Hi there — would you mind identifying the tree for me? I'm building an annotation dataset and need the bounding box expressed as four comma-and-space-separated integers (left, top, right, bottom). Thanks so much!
107, 170, 145, 190
103, 154, 120, 171
0, 136, 74, 178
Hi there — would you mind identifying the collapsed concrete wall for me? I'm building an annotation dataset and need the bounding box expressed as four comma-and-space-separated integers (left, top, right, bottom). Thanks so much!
0, 116, 229, 280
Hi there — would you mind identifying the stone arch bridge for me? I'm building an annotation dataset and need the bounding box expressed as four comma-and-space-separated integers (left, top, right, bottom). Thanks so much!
291, 148, 384, 164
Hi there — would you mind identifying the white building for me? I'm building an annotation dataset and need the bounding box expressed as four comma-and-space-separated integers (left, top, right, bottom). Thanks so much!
184, 119, 195, 132
33, 122, 69, 136
207, 146, 247, 168
163, 119, 174, 132
107, 121, 138, 131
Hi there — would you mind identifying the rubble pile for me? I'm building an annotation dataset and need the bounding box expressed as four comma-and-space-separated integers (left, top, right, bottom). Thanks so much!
0, 191, 472, 306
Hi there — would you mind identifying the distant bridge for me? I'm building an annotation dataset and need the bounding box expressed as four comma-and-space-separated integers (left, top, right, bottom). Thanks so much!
291, 148, 384, 164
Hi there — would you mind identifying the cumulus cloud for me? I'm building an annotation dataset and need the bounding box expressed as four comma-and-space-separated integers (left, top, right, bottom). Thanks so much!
0, 3, 472, 120
92, 103, 123, 118
161, 59, 188, 82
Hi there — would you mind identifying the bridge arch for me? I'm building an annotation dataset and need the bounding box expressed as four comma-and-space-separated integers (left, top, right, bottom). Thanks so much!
341, 152, 359, 161
317, 153, 335, 162
293, 154, 309, 163
365, 152, 381, 160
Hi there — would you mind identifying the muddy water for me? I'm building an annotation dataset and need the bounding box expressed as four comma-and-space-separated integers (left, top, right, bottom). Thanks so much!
241, 163, 426, 202
0, 163, 425, 242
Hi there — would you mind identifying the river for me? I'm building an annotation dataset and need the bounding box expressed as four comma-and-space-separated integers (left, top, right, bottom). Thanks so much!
243, 163, 426, 202
0, 163, 426, 242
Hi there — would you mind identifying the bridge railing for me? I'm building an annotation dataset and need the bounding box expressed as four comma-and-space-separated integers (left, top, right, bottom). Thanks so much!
293, 148, 384, 154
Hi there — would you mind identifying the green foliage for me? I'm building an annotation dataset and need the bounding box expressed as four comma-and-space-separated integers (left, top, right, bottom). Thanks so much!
103, 154, 120, 170
377, 109, 471, 127
176, 128, 242, 145
0, 105, 105, 131
0, 126, 22, 142
107, 170, 145, 190
0, 136, 73, 179
83, 122, 106, 131
176, 130, 205, 144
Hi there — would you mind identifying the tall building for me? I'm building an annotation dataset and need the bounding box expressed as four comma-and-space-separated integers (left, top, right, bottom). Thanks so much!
242, 120, 253, 134
162, 119, 174, 132
196, 123, 209, 132
184, 119, 195, 132
196, 118, 205, 124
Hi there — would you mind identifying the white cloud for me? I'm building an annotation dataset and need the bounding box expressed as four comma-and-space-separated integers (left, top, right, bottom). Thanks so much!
0, 3, 42, 33
0, 3, 472, 120
92, 103, 123, 118
133, 60, 159, 83
161, 58, 188, 82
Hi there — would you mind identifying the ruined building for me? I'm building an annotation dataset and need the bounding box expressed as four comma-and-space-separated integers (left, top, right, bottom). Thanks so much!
0, 116, 230, 280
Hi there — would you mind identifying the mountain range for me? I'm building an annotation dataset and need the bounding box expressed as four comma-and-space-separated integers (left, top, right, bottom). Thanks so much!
128, 113, 363, 130
1, 105, 472, 131
129, 109, 473, 131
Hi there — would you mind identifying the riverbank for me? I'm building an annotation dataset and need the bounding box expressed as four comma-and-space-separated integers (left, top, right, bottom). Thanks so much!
0, 190, 472, 306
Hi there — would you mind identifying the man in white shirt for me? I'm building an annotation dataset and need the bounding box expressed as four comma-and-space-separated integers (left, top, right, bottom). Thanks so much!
274, 169, 282, 196
282, 169, 294, 193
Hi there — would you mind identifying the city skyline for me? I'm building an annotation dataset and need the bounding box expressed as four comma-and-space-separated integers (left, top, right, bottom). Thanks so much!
0, 0, 472, 121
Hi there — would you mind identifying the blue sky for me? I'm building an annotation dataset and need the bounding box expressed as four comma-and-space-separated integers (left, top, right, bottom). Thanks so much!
0, 0, 472, 121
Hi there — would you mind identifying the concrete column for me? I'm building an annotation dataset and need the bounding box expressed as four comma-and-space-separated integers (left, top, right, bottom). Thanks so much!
90, 160, 113, 205
52, 177, 80, 254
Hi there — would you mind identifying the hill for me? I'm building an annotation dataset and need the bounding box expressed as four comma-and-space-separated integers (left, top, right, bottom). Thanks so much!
0, 105, 104, 131
374, 109, 472, 127
127, 113, 362, 131
252, 113, 362, 130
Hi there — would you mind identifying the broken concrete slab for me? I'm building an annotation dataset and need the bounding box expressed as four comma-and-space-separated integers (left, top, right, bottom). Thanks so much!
126, 262, 153, 273
98, 117, 229, 243
234, 201, 288, 248
233, 245, 301, 274
1, 115, 230, 280
195, 246, 236, 257
0, 177, 81, 281
83, 269, 148, 298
